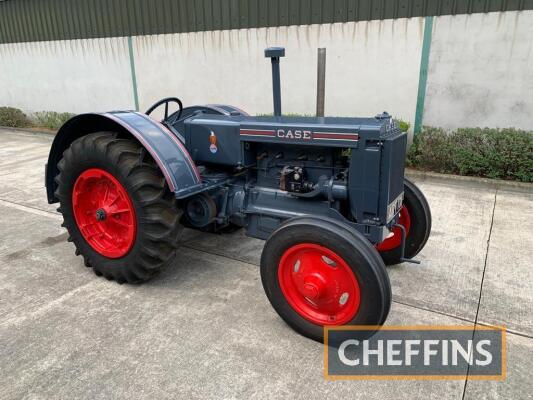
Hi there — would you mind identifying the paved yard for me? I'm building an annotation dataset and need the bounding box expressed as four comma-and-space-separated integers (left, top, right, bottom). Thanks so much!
0, 128, 531, 399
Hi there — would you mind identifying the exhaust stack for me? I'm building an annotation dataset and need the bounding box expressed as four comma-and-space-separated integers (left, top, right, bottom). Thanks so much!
265, 47, 285, 117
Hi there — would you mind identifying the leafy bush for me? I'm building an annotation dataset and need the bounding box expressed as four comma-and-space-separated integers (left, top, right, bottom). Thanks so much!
408, 127, 533, 182
395, 119, 410, 132
0, 107, 31, 128
34, 111, 76, 130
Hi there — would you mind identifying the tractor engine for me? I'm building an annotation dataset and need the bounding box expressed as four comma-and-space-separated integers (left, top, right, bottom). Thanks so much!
255, 144, 346, 197
177, 110, 406, 244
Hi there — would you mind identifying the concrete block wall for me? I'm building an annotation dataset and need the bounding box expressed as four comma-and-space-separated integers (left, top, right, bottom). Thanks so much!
133, 18, 423, 121
425, 11, 533, 131
0, 38, 133, 114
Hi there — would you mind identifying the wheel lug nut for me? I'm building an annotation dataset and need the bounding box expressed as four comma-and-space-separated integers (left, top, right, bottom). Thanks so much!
95, 208, 107, 221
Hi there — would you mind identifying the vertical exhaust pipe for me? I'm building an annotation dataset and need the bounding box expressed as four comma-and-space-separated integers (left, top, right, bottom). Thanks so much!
316, 48, 326, 117
265, 47, 285, 117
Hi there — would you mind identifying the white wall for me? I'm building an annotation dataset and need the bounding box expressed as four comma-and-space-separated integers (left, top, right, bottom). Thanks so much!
0, 19, 423, 124
134, 19, 424, 122
1, 11, 532, 131
0, 37, 134, 114
424, 11, 533, 130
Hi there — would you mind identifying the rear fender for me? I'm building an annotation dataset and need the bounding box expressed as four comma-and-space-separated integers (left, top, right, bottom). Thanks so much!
45, 111, 201, 203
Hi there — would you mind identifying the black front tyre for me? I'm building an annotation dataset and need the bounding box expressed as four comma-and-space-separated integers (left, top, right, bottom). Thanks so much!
261, 217, 392, 343
55, 132, 182, 283
377, 178, 432, 265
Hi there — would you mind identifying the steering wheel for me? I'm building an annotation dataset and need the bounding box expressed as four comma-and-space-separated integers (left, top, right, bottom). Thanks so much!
145, 97, 183, 126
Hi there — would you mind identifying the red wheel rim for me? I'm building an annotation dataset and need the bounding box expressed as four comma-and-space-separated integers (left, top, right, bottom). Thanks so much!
72, 168, 136, 258
376, 205, 411, 252
278, 243, 361, 325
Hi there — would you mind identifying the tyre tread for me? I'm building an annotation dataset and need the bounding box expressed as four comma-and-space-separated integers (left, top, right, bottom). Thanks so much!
55, 131, 182, 283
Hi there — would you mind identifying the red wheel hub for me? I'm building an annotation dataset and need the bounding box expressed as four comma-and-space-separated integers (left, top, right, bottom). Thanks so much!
376, 205, 411, 252
72, 168, 136, 258
278, 243, 361, 325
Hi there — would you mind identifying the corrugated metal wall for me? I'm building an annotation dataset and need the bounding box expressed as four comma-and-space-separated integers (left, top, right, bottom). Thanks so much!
1, 0, 532, 44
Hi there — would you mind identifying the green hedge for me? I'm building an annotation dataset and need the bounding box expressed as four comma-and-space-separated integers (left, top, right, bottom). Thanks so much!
0, 107, 76, 130
34, 111, 75, 130
0, 106, 31, 128
407, 127, 533, 182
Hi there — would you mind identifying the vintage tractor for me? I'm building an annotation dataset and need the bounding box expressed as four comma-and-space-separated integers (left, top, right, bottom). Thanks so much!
45, 47, 431, 342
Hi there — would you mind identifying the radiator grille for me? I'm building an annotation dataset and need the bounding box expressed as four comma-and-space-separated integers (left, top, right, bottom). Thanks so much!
379, 130, 407, 223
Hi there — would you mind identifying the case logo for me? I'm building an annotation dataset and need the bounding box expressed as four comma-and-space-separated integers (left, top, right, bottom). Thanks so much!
239, 129, 359, 142
276, 129, 312, 140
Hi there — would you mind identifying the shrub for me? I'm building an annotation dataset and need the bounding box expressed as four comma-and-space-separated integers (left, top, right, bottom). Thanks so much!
0, 107, 31, 128
395, 119, 410, 132
408, 127, 533, 182
34, 111, 76, 130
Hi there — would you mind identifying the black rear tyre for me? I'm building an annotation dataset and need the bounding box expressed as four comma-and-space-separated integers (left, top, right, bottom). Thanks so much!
55, 132, 182, 283
261, 217, 391, 342
378, 178, 432, 265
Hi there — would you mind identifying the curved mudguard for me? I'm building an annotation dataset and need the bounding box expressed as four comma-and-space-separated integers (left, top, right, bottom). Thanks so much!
45, 111, 202, 203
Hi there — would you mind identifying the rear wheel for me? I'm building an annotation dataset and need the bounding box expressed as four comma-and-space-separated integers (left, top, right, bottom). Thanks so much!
377, 178, 432, 265
261, 217, 391, 342
55, 132, 182, 283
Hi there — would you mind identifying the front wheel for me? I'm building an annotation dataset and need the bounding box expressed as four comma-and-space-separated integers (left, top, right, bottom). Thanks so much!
55, 132, 183, 283
377, 178, 432, 265
261, 217, 391, 342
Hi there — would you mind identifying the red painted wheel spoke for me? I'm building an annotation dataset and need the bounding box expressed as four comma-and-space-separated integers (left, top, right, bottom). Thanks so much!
105, 194, 120, 208
102, 184, 110, 204
84, 230, 100, 239
72, 168, 136, 258
109, 216, 133, 228
278, 243, 361, 325
103, 231, 116, 242
107, 208, 131, 215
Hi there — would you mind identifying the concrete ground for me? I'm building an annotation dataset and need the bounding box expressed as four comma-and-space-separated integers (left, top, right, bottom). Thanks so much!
0, 128, 531, 400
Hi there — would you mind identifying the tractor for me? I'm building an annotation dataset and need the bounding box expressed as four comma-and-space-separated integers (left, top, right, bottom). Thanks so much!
45, 47, 431, 342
